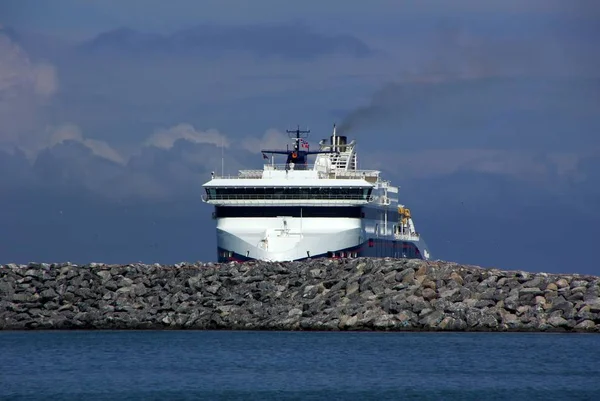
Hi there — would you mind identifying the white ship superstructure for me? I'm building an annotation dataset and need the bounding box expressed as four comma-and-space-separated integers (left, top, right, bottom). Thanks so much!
202, 125, 432, 262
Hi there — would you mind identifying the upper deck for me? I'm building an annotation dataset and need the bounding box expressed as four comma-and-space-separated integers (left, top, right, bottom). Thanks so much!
209, 163, 381, 182
202, 124, 398, 206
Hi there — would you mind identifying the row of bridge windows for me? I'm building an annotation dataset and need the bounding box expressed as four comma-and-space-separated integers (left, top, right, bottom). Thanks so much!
205, 187, 372, 200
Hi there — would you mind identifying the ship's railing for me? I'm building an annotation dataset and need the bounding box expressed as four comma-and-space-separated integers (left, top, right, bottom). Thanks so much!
203, 194, 374, 202
238, 170, 264, 177
211, 170, 264, 179
329, 170, 380, 178
210, 165, 381, 180
394, 233, 420, 241
263, 164, 312, 171
262, 163, 379, 175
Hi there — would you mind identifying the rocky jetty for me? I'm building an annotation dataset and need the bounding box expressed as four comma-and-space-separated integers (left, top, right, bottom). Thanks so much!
1, 258, 599, 332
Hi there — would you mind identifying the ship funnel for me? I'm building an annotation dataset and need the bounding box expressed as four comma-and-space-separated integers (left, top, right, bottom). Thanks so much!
331, 135, 347, 147
330, 123, 346, 150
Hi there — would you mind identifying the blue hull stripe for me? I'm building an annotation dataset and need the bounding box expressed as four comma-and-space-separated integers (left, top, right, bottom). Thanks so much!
217, 238, 424, 263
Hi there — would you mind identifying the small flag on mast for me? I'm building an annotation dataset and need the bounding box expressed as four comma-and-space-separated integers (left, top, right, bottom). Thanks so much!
262, 152, 268, 159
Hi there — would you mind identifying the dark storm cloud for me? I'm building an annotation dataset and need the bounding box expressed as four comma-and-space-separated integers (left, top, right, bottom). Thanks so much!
0, 135, 257, 202
77, 23, 374, 60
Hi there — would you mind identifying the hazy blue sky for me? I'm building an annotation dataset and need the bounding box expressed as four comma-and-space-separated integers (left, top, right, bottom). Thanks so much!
0, 1, 599, 273
6, 0, 597, 36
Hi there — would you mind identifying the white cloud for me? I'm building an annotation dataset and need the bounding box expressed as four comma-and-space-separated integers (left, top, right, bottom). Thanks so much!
0, 34, 58, 99
45, 123, 125, 165
239, 128, 291, 153
32, 63, 58, 97
144, 123, 230, 149
0, 33, 59, 148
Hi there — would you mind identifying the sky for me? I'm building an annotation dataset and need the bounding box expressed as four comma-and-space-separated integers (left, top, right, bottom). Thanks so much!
0, 0, 599, 274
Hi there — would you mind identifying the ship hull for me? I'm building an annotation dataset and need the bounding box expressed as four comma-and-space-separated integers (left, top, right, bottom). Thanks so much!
215, 216, 362, 262
217, 238, 430, 263
214, 211, 432, 263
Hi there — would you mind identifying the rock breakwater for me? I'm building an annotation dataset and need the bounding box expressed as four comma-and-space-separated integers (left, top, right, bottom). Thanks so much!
1, 258, 599, 332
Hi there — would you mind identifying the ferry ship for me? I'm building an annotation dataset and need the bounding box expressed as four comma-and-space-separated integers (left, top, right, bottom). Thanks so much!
202, 125, 432, 263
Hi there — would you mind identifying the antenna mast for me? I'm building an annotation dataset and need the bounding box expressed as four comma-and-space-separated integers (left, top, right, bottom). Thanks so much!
286, 125, 310, 151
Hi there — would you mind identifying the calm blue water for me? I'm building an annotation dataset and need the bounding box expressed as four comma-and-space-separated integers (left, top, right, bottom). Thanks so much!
1, 331, 599, 400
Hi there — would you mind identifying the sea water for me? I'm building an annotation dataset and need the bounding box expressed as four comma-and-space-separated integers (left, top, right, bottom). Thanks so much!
1, 331, 599, 400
